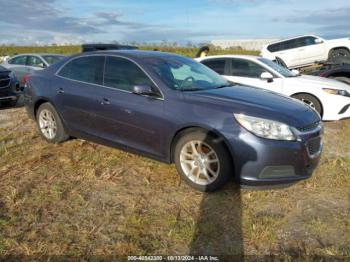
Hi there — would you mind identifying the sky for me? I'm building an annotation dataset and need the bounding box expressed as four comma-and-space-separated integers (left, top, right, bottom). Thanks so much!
0, 0, 349, 45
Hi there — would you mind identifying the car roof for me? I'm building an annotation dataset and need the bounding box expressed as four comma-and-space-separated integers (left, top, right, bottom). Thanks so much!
71, 50, 186, 60
198, 54, 261, 61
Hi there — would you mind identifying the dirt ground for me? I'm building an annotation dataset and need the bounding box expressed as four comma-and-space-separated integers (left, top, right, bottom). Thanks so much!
0, 106, 349, 259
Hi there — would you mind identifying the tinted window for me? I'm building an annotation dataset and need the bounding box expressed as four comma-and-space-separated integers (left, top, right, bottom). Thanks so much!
27, 56, 44, 67
230, 59, 266, 78
268, 39, 298, 52
296, 36, 317, 47
58, 56, 104, 85
201, 59, 225, 74
8, 56, 27, 65
104, 56, 154, 92
267, 43, 281, 52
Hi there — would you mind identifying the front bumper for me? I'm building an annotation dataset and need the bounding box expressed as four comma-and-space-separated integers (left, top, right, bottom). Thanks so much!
321, 94, 350, 121
224, 123, 323, 187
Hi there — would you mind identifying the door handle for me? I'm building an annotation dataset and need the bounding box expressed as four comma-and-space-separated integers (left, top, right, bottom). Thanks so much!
57, 88, 64, 94
101, 98, 110, 105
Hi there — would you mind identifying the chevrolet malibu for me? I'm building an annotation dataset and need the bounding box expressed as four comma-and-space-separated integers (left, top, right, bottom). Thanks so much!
23, 51, 323, 191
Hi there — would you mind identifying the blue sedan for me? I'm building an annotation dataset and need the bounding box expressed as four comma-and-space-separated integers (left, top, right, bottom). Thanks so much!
23, 51, 323, 191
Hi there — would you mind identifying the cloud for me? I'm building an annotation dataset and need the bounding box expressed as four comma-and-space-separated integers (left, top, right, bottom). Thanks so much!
280, 6, 350, 37
0, 0, 218, 44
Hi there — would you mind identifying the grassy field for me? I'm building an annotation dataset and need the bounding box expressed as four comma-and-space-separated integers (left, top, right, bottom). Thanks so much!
0, 46, 349, 259
0, 108, 349, 259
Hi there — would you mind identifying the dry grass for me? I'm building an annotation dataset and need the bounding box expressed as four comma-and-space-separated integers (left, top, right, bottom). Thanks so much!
0, 107, 349, 259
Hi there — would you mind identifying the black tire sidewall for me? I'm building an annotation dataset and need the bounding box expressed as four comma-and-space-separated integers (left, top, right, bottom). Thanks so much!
36, 102, 69, 143
174, 130, 233, 192
293, 94, 322, 116
329, 49, 350, 61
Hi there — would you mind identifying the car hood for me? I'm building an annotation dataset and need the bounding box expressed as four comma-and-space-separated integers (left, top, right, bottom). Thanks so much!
292, 75, 350, 91
184, 85, 320, 128
326, 37, 350, 46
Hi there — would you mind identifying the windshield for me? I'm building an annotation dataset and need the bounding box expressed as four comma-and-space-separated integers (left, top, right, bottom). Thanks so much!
143, 55, 230, 91
258, 58, 295, 77
42, 55, 66, 65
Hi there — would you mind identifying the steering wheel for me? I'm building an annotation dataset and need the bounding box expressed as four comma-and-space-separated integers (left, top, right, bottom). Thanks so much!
179, 76, 195, 89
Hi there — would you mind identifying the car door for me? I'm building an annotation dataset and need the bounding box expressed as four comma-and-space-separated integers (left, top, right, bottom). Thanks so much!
93, 56, 165, 157
294, 36, 327, 65
224, 58, 283, 93
54, 55, 105, 136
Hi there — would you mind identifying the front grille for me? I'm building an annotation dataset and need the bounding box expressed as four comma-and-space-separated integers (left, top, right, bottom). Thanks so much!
306, 137, 322, 157
297, 121, 320, 132
0, 76, 10, 88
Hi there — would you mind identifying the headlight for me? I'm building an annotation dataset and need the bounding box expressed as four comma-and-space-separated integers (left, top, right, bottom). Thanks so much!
234, 114, 296, 141
322, 88, 350, 97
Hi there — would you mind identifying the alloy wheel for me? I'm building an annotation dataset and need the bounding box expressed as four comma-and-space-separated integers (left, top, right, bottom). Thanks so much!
38, 109, 57, 139
179, 140, 220, 186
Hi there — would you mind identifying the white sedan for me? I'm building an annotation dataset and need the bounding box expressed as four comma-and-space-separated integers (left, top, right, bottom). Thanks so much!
196, 55, 350, 121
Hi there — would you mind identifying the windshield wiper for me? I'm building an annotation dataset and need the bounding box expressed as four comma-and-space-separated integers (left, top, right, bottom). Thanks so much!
180, 87, 203, 91
213, 83, 234, 89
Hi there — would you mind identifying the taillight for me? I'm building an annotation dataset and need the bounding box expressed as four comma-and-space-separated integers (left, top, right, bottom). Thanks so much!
22, 74, 30, 85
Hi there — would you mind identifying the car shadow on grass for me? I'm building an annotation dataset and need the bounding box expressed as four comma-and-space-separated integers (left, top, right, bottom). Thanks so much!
188, 124, 257, 260
189, 184, 244, 260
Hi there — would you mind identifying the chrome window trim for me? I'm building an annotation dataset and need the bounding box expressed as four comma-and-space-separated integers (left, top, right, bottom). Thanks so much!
54, 53, 165, 101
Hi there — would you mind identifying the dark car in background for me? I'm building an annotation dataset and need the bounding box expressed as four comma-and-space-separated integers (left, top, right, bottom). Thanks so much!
82, 43, 138, 52
24, 51, 323, 191
0, 65, 21, 107
310, 62, 350, 85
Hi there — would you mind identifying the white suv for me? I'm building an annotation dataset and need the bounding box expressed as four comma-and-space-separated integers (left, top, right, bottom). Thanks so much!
261, 35, 350, 69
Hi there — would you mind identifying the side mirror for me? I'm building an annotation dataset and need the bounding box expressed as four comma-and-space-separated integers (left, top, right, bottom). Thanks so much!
291, 69, 300, 76
260, 72, 274, 82
132, 84, 156, 96
38, 63, 46, 68
315, 38, 323, 44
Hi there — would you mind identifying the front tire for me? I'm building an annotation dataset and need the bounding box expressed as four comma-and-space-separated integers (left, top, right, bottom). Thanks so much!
36, 102, 69, 143
292, 94, 322, 117
174, 130, 233, 192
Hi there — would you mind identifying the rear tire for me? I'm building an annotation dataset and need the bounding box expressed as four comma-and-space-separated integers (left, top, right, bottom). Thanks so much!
174, 130, 233, 192
328, 48, 350, 62
292, 94, 322, 117
36, 102, 69, 143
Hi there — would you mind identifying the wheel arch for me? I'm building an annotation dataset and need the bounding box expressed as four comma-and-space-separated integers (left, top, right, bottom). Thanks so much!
291, 92, 324, 116
328, 46, 350, 56
169, 125, 235, 166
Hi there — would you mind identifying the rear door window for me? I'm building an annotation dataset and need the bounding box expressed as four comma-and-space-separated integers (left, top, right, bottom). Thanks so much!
201, 59, 226, 74
8, 56, 27, 65
58, 56, 104, 85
